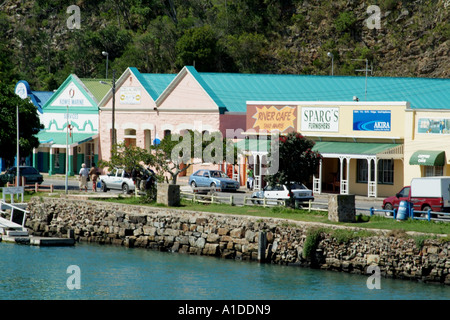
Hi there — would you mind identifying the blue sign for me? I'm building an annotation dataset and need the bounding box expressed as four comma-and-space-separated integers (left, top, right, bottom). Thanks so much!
353, 110, 391, 131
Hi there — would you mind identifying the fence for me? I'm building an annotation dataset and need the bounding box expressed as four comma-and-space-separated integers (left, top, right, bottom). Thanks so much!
180, 191, 450, 223
6, 180, 54, 193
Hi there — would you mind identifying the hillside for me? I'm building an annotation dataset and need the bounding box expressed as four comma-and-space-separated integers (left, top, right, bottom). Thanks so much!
0, 0, 448, 91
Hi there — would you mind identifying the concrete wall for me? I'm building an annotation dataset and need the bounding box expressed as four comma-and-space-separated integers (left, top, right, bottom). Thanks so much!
25, 197, 450, 285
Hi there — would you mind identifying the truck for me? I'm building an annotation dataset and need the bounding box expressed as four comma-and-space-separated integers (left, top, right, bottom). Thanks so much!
383, 176, 450, 214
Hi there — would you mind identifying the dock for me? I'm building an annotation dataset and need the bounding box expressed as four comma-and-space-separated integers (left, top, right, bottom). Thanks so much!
0, 198, 75, 247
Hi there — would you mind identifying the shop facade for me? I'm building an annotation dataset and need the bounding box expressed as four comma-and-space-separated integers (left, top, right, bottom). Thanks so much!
36, 74, 109, 175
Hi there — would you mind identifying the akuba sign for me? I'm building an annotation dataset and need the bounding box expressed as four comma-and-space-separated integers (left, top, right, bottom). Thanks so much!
248, 105, 297, 133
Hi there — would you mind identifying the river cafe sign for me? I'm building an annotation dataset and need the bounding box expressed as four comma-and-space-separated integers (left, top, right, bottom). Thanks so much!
247, 105, 297, 133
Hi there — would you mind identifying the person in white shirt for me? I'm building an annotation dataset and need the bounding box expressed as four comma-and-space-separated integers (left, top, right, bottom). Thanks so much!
79, 163, 89, 192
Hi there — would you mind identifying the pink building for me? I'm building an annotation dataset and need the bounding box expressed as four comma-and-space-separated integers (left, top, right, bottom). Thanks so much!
98, 66, 246, 181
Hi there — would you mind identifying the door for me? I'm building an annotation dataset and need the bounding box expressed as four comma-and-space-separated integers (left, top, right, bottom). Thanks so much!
394, 186, 410, 209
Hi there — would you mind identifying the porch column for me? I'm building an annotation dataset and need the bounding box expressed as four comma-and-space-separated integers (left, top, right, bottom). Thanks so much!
345, 157, 351, 194
339, 157, 344, 194
374, 158, 378, 198
313, 159, 322, 194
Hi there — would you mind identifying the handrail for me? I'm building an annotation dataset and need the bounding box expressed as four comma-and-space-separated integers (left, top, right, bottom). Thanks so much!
0, 200, 29, 228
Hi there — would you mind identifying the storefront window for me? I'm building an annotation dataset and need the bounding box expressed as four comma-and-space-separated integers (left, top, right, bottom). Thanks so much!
357, 159, 393, 185
425, 166, 443, 177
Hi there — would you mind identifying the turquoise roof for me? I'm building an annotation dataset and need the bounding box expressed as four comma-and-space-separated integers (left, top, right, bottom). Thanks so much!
194, 73, 450, 112
129, 67, 175, 101
133, 66, 449, 113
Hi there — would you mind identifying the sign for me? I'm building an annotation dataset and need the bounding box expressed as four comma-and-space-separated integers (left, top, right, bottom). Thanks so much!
301, 107, 339, 132
119, 87, 141, 105
2, 186, 25, 195
51, 82, 93, 107
353, 110, 391, 131
14, 81, 30, 100
249, 105, 296, 133
418, 118, 450, 134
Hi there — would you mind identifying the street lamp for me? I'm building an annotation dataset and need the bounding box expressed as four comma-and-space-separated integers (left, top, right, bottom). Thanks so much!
327, 52, 334, 76
100, 69, 116, 155
102, 51, 109, 79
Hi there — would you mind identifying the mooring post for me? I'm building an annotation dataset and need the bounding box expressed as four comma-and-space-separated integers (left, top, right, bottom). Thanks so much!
258, 231, 267, 263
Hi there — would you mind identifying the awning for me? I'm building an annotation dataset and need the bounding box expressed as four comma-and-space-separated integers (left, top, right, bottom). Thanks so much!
235, 139, 271, 154
312, 141, 403, 158
37, 131, 98, 148
409, 150, 445, 166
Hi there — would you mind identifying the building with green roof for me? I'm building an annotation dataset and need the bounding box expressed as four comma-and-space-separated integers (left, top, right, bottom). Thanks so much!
35, 74, 109, 175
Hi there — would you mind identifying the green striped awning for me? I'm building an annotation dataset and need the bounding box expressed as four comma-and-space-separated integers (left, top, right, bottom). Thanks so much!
409, 150, 445, 166
235, 139, 271, 153
312, 141, 401, 156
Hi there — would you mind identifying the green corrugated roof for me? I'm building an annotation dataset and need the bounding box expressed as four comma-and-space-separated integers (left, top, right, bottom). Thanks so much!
80, 78, 111, 103
196, 73, 450, 112
37, 131, 96, 146
129, 67, 176, 101
132, 66, 449, 113
312, 141, 400, 155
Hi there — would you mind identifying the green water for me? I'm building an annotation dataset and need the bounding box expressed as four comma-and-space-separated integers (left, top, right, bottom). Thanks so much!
0, 242, 448, 300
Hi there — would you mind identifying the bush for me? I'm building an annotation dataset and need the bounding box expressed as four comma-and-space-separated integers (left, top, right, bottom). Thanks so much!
302, 227, 325, 259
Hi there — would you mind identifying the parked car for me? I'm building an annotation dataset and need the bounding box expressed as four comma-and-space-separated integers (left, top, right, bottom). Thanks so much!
188, 169, 240, 191
99, 168, 135, 194
0, 166, 43, 187
251, 183, 314, 205
383, 177, 450, 215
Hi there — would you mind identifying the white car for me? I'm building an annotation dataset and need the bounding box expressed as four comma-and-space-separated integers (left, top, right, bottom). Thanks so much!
99, 168, 135, 194
251, 183, 314, 205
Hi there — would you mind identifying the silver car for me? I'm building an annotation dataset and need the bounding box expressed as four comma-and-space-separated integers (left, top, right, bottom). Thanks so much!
251, 183, 314, 205
99, 168, 135, 194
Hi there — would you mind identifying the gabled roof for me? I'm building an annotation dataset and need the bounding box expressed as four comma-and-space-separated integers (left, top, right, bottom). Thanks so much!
42, 74, 100, 113
98, 67, 176, 107
113, 66, 450, 113
79, 78, 110, 103
30, 91, 53, 113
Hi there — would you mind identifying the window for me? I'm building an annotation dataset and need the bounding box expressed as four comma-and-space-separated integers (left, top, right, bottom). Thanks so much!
164, 130, 171, 138
378, 159, 394, 184
425, 166, 443, 177
356, 159, 394, 185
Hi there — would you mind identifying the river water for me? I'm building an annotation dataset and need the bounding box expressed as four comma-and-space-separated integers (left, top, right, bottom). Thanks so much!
0, 242, 448, 300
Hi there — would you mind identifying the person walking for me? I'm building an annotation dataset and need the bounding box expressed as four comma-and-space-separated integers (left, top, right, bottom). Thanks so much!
79, 163, 89, 192
89, 162, 99, 192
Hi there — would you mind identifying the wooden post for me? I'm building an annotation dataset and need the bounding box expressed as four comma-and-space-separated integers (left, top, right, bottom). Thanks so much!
35, 183, 38, 193
230, 195, 234, 206
258, 231, 267, 263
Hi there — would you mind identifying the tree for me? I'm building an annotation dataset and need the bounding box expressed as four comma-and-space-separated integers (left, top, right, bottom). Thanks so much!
265, 132, 322, 207
0, 83, 44, 164
152, 130, 238, 185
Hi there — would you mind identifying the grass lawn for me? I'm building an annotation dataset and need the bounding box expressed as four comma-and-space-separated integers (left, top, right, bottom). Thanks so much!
89, 195, 450, 237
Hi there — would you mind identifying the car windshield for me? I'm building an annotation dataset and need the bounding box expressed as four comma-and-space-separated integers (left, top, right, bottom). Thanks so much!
291, 183, 307, 190
210, 171, 226, 178
20, 167, 39, 175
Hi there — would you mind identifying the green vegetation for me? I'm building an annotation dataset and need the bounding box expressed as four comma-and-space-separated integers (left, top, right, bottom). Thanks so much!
1, 0, 448, 91
302, 227, 324, 260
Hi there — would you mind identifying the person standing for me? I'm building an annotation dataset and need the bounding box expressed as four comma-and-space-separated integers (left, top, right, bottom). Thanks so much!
79, 163, 89, 192
89, 163, 99, 192
246, 165, 254, 190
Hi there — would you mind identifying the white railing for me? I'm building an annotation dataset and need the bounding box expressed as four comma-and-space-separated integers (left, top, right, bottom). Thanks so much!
341, 180, 348, 194
0, 200, 29, 229
313, 177, 321, 194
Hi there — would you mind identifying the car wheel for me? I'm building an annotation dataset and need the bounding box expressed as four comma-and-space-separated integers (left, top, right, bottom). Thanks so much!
191, 181, 197, 189
101, 181, 108, 192
122, 184, 130, 194
384, 203, 393, 216
251, 196, 262, 205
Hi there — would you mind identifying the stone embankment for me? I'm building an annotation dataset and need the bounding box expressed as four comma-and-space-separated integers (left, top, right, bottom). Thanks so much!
25, 197, 450, 285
